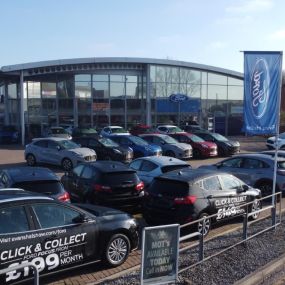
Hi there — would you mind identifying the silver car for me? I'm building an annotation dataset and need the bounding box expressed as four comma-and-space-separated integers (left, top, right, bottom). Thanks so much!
199, 153, 285, 197
129, 156, 191, 187
25, 137, 96, 171
140, 134, 193, 159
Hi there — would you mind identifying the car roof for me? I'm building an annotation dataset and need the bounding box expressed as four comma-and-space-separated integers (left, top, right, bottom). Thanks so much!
155, 168, 231, 183
0, 189, 53, 203
2, 167, 59, 183
81, 161, 135, 173
232, 153, 285, 161
32, 137, 69, 142
133, 156, 189, 166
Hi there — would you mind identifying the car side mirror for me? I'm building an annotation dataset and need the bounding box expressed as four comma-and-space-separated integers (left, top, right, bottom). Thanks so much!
72, 214, 90, 224
241, 184, 249, 192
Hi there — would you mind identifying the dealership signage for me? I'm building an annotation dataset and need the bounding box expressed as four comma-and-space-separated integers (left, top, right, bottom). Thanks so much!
141, 224, 180, 285
169, 93, 189, 103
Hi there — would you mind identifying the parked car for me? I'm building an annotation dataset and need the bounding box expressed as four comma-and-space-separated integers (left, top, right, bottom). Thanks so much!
0, 125, 19, 143
192, 130, 240, 156
266, 132, 285, 149
199, 153, 285, 197
156, 125, 184, 134
140, 134, 192, 160
169, 132, 218, 158
100, 126, 130, 137
143, 168, 261, 236
73, 135, 133, 163
0, 189, 139, 284
72, 127, 98, 138
129, 124, 157, 136
25, 137, 97, 171
181, 124, 207, 133
44, 126, 72, 140
0, 167, 70, 202
110, 135, 162, 158
61, 161, 144, 208
261, 150, 285, 158
129, 156, 191, 187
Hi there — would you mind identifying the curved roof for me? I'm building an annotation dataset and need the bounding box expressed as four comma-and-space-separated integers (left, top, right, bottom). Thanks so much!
1, 57, 243, 78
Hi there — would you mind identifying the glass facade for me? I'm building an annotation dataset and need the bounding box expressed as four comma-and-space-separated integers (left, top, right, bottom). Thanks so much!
0, 60, 244, 139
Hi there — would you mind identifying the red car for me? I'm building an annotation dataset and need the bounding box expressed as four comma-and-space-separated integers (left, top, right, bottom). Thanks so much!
169, 132, 218, 158
129, 124, 158, 136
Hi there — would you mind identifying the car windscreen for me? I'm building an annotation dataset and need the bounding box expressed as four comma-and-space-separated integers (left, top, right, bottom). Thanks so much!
161, 165, 190, 173
212, 133, 228, 142
129, 136, 149, 146
99, 137, 119, 147
277, 161, 285, 169
161, 135, 179, 144
112, 127, 128, 133
13, 181, 64, 194
168, 126, 183, 133
58, 140, 79, 149
149, 179, 189, 197
102, 172, 139, 184
189, 134, 205, 142
51, 128, 67, 134
81, 128, 97, 135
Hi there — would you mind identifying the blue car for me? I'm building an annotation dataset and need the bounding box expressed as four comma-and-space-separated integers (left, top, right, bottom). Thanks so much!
110, 135, 162, 158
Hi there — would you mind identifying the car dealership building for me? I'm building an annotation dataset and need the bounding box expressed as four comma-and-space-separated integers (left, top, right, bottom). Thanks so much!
0, 57, 244, 143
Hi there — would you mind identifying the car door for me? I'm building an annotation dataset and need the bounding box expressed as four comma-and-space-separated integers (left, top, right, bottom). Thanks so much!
45, 140, 62, 164
201, 175, 236, 220
32, 140, 49, 163
88, 138, 105, 160
63, 164, 85, 201
0, 204, 32, 284
76, 165, 97, 201
30, 202, 97, 275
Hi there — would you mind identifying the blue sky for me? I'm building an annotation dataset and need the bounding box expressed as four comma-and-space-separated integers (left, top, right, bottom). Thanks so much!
0, 0, 284, 72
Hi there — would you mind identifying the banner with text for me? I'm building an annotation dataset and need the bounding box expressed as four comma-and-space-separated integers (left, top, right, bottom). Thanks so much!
243, 51, 282, 135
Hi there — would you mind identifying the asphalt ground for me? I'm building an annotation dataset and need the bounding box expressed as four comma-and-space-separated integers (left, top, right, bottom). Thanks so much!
0, 137, 270, 284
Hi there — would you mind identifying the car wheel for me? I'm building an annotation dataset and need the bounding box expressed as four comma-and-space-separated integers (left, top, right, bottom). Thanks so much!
165, 150, 176, 158
250, 199, 261, 220
193, 148, 201, 158
26, 154, 36, 166
104, 234, 130, 267
197, 213, 211, 236
62, 158, 73, 171
257, 181, 273, 197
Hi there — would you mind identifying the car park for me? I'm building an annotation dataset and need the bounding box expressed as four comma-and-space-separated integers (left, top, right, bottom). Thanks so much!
0, 167, 70, 202
143, 168, 261, 236
0, 189, 139, 284
25, 137, 97, 171
110, 135, 162, 158
140, 133, 193, 159
61, 161, 144, 208
192, 130, 240, 156
44, 126, 72, 140
156, 124, 184, 134
129, 156, 191, 187
169, 132, 218, 158
73, 135, 133, 163
0, 125, 19, 143
129, 124, 157, 136
199, 153, 285, 196
100, 126, 130, 137
71, 127, 98, 138
266, 132, 285, 149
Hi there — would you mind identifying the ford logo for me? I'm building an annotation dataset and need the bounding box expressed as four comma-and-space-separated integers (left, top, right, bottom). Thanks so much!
169, 93, 189, 103
250, 58, 270, 119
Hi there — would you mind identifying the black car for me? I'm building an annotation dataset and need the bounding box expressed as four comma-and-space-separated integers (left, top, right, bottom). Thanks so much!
73, 135, 133, 163
61, 161, 144, 208
192, 130, 240, 156
0, 125, 19, 143
0, 190, 139, 284
143, 168, 261, 236
0, 167, 70, 202
72, 127, 98, 138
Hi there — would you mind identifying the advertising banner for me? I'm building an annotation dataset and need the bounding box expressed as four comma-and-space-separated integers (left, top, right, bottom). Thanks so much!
141, 224, 180, 285
243, 51, 282, 135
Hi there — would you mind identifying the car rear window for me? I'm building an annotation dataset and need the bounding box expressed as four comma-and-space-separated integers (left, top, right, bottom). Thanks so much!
13, 181, 64, 195
149, 179, 189, 197
102, 172, 139, 184
161, 165, 190, 173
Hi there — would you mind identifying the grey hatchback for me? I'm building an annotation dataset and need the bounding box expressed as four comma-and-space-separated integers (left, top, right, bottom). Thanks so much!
199, 153, 285, 196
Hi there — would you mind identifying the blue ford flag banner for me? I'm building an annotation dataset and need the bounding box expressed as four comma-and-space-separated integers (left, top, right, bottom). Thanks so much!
243, 51, 282, 135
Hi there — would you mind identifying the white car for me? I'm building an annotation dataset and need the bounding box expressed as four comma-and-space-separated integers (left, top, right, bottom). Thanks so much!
129, 156, 191, 187
25, 137, 97, 171
156, 125, 183, 134
100, 126, 130, 137
266, 132, 285, 149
